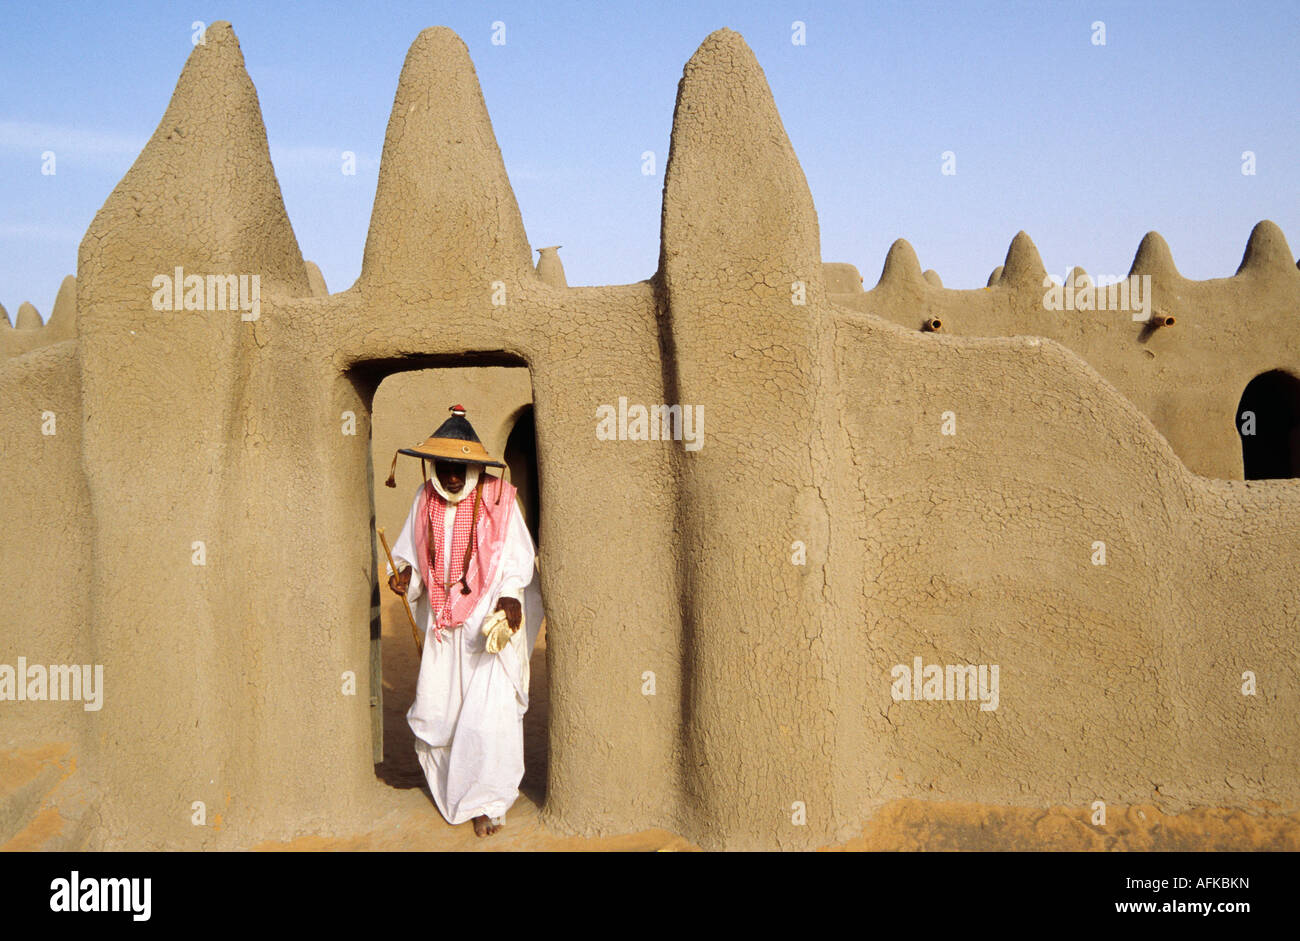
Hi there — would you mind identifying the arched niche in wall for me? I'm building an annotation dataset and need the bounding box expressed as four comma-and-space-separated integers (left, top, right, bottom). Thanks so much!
1237, 369, 1300, 479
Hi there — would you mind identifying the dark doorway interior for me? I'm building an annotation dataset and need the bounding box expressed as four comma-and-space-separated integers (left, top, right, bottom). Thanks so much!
503, 404, 546, 803
504, 405, 539, 546
1237, 370, 1300, 479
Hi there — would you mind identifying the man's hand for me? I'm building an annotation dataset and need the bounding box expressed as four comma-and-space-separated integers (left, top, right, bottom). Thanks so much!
495, 597, 522, 632
388, 566, 411, 596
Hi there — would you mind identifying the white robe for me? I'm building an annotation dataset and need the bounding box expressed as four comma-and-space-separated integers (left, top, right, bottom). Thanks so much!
389, 473, 542, 825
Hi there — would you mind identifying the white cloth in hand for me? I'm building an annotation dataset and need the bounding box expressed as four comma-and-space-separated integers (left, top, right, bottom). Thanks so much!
481, 608, 513, 654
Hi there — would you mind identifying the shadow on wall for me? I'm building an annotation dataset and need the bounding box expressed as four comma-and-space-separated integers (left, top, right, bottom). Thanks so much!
1237, 370, 1300, 479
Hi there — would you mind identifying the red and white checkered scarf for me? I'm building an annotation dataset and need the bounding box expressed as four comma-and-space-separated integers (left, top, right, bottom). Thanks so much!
413, 473, 517, 643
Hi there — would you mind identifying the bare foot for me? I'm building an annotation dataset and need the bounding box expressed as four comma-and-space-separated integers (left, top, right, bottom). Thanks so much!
472, 814, 502, 837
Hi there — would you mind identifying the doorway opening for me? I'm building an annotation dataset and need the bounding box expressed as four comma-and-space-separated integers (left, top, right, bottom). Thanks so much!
1237, 370, 1300, 479
504, 405, 539, 546
365, 364, 547, 805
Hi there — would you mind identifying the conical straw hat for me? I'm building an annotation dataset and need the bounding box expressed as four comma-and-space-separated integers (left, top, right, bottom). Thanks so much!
397, 404, 504, 467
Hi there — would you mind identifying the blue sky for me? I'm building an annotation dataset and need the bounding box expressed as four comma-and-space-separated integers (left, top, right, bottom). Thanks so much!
1, 0, 1297, 319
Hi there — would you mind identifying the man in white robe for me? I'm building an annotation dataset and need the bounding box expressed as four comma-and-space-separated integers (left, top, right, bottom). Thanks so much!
384, 406, 542, 837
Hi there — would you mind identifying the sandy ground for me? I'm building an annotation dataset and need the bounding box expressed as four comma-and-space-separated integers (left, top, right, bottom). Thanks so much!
3, 594, 1299, 851
0, 743, 77, 852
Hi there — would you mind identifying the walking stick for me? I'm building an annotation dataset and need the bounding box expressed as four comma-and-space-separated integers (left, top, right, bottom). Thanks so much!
378, 527, 424, 656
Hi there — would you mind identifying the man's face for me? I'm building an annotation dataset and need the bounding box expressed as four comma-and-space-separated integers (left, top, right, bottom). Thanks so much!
434, 460, 467, 494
